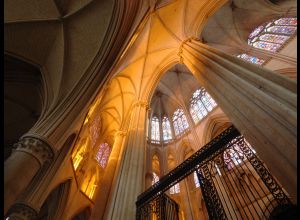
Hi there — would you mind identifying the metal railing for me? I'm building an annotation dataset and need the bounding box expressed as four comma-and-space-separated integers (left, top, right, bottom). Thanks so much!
136, 125, 292, 220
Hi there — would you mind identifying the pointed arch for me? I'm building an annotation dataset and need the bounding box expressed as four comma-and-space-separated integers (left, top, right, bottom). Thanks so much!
36, 179, 72, 220
202, 114, 232, 144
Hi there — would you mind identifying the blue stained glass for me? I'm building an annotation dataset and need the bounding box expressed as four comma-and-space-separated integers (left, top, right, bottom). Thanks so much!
267, 26, 297, 35
252, 41, 281, 52
189, 88, 217, 124
237, 54, 265, 65
274, 18, 297, 26
173, 109, 189, 136
248, 17, 297, 52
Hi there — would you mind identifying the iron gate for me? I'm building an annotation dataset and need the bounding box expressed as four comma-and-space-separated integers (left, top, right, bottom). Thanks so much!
136, 126, 293, 220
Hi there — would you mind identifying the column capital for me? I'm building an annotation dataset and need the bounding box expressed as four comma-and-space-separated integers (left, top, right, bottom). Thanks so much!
178, 37, 198, 63
12, 136, 55, 167
134, 100, 149, 109
114, 130, 127, 138
6, 203, 38, 220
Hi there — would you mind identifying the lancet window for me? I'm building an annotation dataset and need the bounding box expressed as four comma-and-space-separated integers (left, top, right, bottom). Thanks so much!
151, 116, 160, 143
173, 109, 189, 136
162, 116, 172, 141
190, 88, 217, 123
248, 17, 297, 52
95, 143, 111, 168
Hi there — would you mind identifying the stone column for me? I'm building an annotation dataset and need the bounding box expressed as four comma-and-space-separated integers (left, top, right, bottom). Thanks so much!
179, 179, 195, 220
5, 203, 38, 220
180, 39, 297, 202
90, 130, 127, 220
145, 107, 154, 189
104, 100, 149, 219
4, 136, 54, 214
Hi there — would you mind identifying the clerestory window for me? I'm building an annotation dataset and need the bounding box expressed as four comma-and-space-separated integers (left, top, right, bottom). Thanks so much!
151, 116, 160, 143
248, 17, 297, 52
190, 88, 217, 124
95, 143, 111, 168
173, 109, 189, 136
162, 116, 172, 142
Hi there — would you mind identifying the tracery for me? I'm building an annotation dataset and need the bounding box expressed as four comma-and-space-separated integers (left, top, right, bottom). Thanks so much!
248, 17, 297, 52
173, 109, 189, 136
190, 88, 217, 124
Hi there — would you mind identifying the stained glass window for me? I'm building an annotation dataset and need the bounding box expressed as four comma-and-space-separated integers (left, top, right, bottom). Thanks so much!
151, 116, 160, 143
95, 143, 111, 168
190, 88, 217, 124
266, 26, 297, 35
173, 109, 189, 136
274, 18, 297, 26
237, 54, 265, 65
252, 41, 281, 52
248, 17, 297, 52
89, 115, 101, 148
248, 25, 264, 38
152, 172, 159, 185
170, 183, 180, 194
259, 34, 289, 44
194, 172, 200, 188
162, 116, 172, 142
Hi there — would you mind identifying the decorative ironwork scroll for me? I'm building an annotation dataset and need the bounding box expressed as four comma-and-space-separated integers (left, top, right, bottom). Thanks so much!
136, 193, 179, 220
196, 168, 227, 220
136, 125, 292, 220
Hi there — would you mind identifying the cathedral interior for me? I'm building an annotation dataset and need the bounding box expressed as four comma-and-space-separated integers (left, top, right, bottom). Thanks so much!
4, 0, 297, 219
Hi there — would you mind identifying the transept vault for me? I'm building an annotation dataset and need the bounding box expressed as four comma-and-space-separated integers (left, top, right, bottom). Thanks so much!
4, 0, 297, 219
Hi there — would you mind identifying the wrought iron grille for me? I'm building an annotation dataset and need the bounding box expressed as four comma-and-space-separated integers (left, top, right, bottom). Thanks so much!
136, 193, 179, 220
136, 125, 292, 220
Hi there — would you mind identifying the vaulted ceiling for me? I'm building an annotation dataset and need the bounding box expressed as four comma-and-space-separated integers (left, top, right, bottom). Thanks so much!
200, 0, 297, 54
4, 0, 142, 144
150, 64, 200, 120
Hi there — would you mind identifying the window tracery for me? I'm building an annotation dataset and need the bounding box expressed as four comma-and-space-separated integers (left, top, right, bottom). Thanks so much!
173, 109, 189, 136
151, 116, 160, 143
248, 17, 297, 52
95, 143, 111, 168
89, 115, 101, 148
190, 88, 217, 123
162, 116, 172, 141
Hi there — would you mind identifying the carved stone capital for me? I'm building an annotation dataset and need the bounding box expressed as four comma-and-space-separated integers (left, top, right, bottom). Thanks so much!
114, 130, 127, 138
134, 100, 149, 109
13, 137, 55, 167
6, 203, 38, 220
